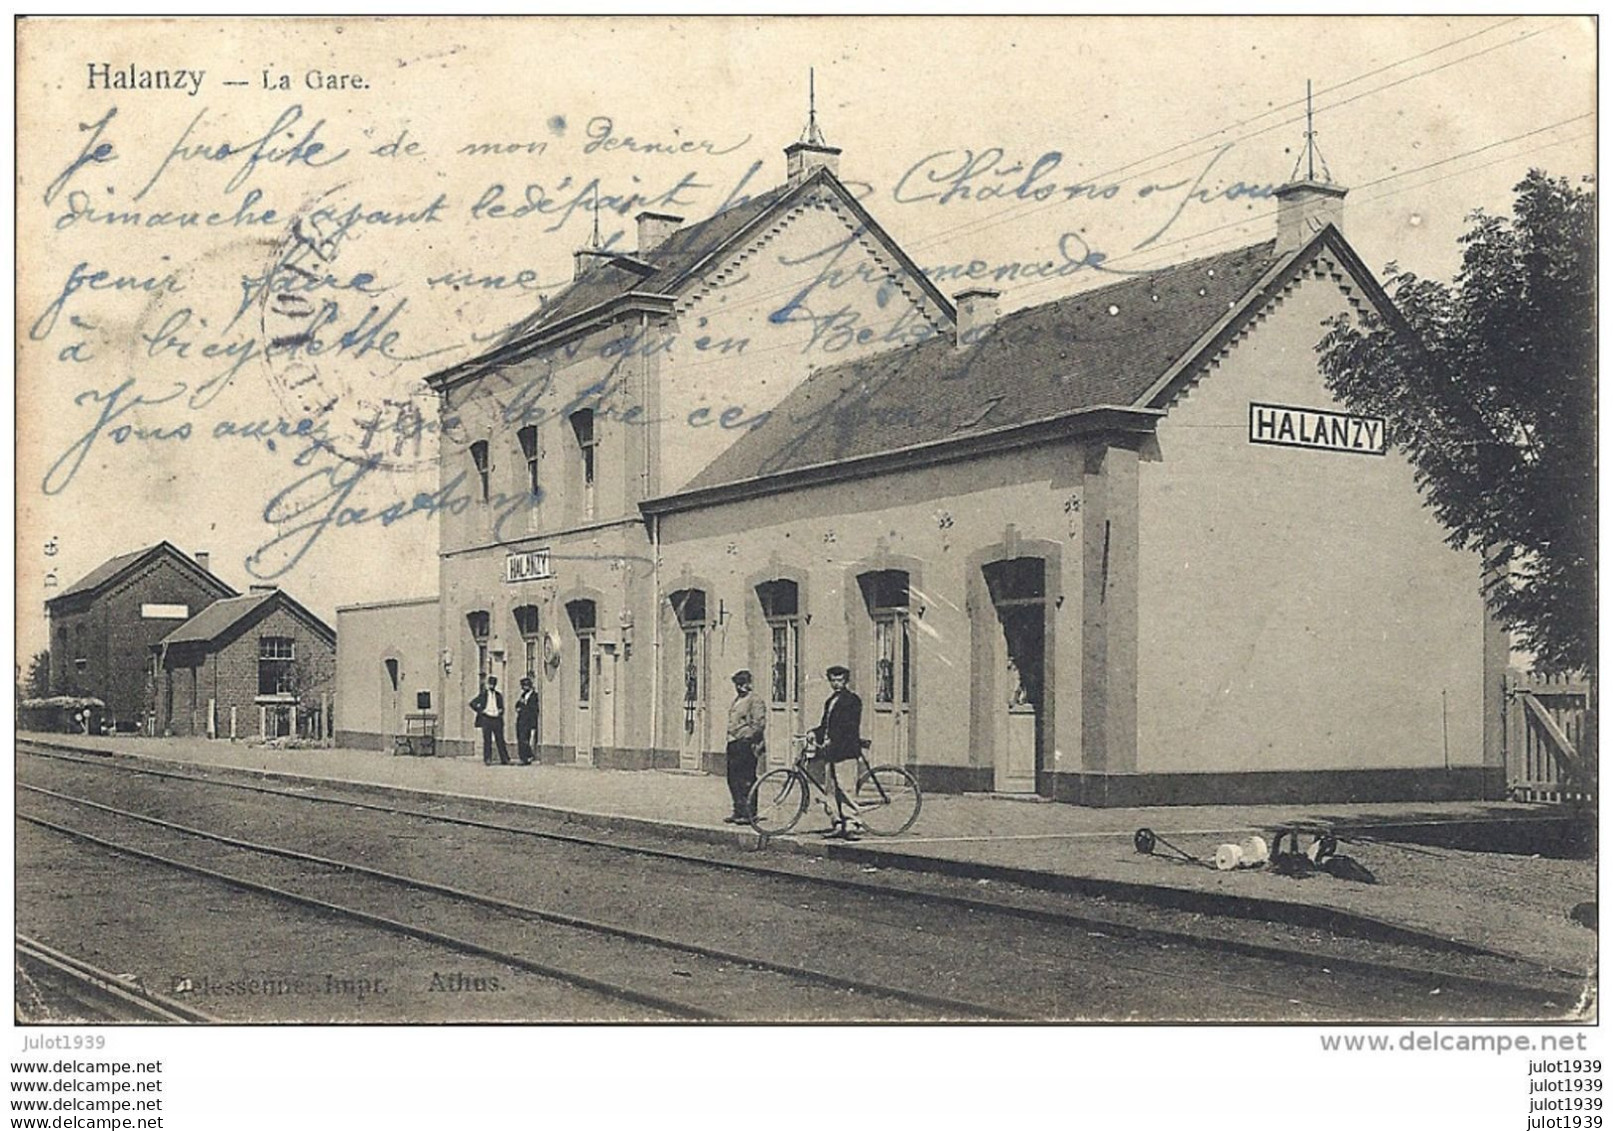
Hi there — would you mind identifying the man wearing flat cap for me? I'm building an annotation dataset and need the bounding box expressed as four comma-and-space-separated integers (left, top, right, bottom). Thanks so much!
724, 670, 767, 823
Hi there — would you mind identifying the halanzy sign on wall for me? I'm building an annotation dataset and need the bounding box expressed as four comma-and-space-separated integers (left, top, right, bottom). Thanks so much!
504, 549, 554, 584
1248, 402, 1387, 456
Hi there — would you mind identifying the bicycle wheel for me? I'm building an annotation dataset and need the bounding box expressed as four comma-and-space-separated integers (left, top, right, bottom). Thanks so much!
749, 769, 808, 836
853, 765, 922, 836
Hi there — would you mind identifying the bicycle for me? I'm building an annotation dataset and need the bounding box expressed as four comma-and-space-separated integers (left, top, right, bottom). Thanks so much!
747, 734, 922, 838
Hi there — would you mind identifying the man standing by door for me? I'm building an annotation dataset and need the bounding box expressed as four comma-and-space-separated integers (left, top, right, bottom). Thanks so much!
470, 675, 511, 765
515, 675, 540, 765
724, 670, 766, 823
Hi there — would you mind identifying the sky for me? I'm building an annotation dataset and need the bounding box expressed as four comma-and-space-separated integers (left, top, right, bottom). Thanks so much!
14, 14, 1596, 660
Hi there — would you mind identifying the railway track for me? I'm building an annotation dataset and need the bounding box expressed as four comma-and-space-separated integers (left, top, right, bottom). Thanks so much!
16, 742, 1583, 1018
16, 935, 218, 1024
18, 785, 1025, 1021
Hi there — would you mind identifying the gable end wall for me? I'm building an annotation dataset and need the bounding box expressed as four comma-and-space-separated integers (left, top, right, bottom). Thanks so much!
1134, 257, 1490, 782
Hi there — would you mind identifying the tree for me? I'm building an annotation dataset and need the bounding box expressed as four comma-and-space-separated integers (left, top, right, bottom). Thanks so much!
20, 650, 50, 700
1318, 170, 1595, 674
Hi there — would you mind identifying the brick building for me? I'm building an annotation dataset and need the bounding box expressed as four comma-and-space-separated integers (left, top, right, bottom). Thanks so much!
45, 542, 237, 731
153, 586, 337, 740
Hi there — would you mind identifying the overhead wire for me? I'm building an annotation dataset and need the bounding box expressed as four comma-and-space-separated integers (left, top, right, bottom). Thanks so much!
902, 16, 1563, 255
1002, 114, 1595, 306
451, 17, 1578, 362
475, 16, 1552, 324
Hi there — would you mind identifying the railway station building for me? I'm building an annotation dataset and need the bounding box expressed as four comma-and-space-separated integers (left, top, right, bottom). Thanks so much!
44, 542, 238, 732
335, 131, 1505, 804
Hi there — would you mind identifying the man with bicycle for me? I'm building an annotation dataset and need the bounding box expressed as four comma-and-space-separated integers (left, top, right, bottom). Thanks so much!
808, 665, 865, 838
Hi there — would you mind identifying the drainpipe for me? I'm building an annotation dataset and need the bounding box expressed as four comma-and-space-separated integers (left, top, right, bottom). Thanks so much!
642, 311, 660, 761
649, 510, 661, 761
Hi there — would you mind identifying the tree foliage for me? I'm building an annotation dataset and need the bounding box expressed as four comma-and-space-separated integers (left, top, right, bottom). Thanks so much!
1318, 170, 1595, 674
21, 650, 51, 700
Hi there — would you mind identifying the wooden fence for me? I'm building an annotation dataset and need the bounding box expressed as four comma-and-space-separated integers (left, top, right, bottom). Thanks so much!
1505, 671, 1596, 803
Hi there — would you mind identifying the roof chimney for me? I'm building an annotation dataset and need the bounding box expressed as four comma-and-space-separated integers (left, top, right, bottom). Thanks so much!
194, 551, 211, 574
573, 248, 616, 280
249, 584, 279, 594
954, 288, 1001, 347
785, 141, 842, 188
636, 211, 683, 253
1275, 180, 1347, 255
1275, 79, 1347, 255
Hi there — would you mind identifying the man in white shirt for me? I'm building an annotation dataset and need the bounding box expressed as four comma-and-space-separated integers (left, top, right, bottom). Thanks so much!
470, 676, 511, 765
723, 670, 767, 822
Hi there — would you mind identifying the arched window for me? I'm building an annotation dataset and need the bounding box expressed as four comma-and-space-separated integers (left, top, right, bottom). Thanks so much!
669, 589, 708, 737
983, 557, 1046, 709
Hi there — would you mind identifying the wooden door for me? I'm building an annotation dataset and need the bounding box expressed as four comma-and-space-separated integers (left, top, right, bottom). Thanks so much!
764, 619, 801, 768
595, 642, 617, 753
993, 604, 1043, 794
870, 614, 912, 765
384, 658, 402, 742
678, 626, 707, 771
574, 632, 594, 765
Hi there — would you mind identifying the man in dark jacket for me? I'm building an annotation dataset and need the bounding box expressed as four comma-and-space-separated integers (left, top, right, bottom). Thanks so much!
809, 665, 864, 837
514, 675, 540, 765
469, 676, 511, 765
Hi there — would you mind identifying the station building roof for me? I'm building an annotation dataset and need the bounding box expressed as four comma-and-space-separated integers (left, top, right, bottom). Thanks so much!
645, 226, 1400, 514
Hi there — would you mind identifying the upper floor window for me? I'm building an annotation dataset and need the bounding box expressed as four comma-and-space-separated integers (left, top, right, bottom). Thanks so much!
470, 440, 491, 502
570, 409, 596, 519
517, 425, 540, 497
258, 636, 296, 696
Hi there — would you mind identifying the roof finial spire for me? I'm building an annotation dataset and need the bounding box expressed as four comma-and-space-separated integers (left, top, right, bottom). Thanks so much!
802, 67, 827, 146
590, 180, 602, 249
1289, 79, 1333, 185
1306, 80, 1316, 181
